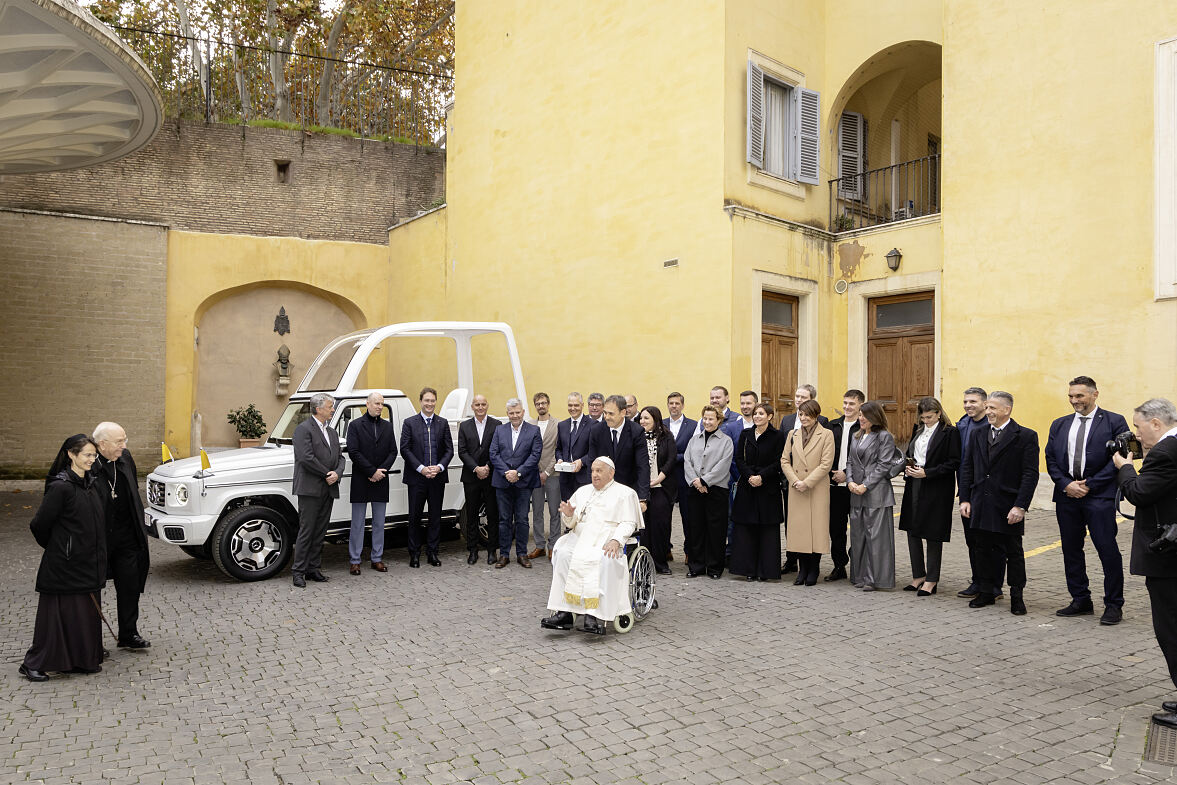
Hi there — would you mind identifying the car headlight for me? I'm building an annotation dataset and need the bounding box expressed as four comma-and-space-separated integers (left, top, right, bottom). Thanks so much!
174, 484, 189, 504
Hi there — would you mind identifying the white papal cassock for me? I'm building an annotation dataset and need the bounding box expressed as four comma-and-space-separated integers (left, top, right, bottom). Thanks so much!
546, 479, 642, 621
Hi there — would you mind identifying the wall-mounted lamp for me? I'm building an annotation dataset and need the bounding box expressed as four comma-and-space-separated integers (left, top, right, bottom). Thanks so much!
885, 248, 902, 272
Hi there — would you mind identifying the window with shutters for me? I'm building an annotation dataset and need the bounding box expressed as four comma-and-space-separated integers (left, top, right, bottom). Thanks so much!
746, 53, 820, 193
838, 112, 866, 201
1156, 36, 1177, 300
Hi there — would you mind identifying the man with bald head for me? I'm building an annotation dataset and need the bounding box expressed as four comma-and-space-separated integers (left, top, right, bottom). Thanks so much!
541, 457, 643, 635
93, 422, 151, 649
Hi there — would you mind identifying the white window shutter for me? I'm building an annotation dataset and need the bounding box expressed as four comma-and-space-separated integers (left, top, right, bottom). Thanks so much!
838, 111, 864, 200
746, 61, 765, 168
796, 87, 820, 185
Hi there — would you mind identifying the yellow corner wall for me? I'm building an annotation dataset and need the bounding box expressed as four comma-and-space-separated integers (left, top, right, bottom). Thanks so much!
165, 231, 389, 455
425, 1, 737, 415
941, 0, 1177, 440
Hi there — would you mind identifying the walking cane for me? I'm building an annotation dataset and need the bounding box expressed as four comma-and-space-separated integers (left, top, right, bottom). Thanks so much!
89, 593, 118, 642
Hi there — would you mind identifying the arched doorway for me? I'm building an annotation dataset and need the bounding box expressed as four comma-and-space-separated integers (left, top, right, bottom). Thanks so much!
194, 283, 362, 447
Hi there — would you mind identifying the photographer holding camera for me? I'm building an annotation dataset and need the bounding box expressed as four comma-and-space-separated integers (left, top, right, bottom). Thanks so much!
1114, 398, 1177, 727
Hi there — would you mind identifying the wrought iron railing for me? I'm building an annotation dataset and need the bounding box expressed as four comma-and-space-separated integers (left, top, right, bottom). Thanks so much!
112, 26, 452, 145
829, 154, 941, 232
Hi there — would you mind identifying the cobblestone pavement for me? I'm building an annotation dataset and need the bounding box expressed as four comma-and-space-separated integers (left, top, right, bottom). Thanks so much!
3, 487, 1177, 785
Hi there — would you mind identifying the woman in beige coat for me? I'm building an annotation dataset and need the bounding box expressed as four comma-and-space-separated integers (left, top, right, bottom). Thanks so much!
781, 399, 835, 586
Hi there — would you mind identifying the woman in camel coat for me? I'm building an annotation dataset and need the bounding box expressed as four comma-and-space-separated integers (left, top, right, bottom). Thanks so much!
781, 399, 835, 586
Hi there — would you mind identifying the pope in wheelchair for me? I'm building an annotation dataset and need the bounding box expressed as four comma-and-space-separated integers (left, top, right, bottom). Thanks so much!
541, 456, 656, 635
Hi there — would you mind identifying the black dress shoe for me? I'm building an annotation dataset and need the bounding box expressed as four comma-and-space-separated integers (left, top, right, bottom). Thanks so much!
824, 566, 847, 582
781, 561, 797, 575
581, 616, 606, 635
968, 593, 996, 608
306, 572, 329, 582
746, 575, 756, 582
540, 611, 574, 630
1162, 700, 1177, 713
1056, 600, 1095, 617
118, 634, 151, 649
1100, 606, 1123, 625
793, 575, 805, 585
467, 552, 479, 565
19, 664, 48, 682
656, 566, 672, 575
427, 554, 441, 567
687, 570, 703, 578
487, 552, 497, 565
1010, 597, 1027, 616
708, 573, 721, 580
292, 574, 306, 588
409, 555, 420, 568
957, 584, 980, 598
1154, 712, 1177, 728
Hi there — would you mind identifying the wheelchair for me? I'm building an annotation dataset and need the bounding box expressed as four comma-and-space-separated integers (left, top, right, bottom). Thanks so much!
571, 535, 656, 634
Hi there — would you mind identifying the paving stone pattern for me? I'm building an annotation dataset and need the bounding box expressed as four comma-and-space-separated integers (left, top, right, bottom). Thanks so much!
2, 488, 1176, 784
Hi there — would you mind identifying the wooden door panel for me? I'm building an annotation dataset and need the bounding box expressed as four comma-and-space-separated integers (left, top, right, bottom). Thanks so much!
867, 292, 935, 445
761, 332, 797, 425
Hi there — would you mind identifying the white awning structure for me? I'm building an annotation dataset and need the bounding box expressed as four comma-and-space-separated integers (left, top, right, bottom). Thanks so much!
0, 0, 162, 173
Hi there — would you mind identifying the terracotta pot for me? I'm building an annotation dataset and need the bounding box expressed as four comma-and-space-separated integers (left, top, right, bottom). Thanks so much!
238, 438, 264, 448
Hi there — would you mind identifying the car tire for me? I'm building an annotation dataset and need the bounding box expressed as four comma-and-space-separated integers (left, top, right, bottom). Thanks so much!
210, 505, 293, 582
180, 543, 212, 560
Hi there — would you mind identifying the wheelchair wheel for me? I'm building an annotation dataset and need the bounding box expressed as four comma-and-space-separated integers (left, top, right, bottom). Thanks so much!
613, 612, 635, 634
628, 544, 656, 621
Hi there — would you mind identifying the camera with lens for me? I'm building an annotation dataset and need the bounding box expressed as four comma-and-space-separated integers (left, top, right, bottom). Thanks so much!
1106, 430, 1143, 458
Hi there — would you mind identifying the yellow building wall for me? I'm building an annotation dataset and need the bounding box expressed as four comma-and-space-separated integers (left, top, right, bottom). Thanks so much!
941, 0, 1177, 444
409, 1, 737, 416
164, 231, 389, 455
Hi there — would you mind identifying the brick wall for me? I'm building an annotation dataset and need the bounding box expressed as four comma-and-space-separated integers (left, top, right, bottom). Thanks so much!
0, 209, 167, 476
0, 120, 445, 245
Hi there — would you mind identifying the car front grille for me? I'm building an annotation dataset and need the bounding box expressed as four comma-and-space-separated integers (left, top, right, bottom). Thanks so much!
148, 479, 164, 507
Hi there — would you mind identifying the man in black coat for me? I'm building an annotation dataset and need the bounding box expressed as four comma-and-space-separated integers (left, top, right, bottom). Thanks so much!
345, 392, 398, 575
958, 391, 1039, 615
292, 393, 346, 587
93, 422, 151, 649
589, 395, 650, 504
825, 389, 864, 581
1114, 398, 1177, 727
400, 387, 454, 567
457, 393, 501, 564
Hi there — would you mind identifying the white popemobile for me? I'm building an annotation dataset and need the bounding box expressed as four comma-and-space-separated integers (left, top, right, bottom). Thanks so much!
144, 322, 528, 582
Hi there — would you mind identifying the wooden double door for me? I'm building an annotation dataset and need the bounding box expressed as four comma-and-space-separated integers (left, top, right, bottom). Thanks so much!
866, 292, 935, 445
761, 293, 798, 424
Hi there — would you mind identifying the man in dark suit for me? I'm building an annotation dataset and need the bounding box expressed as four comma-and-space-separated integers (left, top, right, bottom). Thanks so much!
345, 392, 398, 575
958, 391, 1039, 615
956, 387, 998, 599
779, 384, 828, 573
1045, 376, 1129, 624
665, 392, 698, 560
457, 393, 501, 565
291, 393, 346, 588
1114, 398, 1177, 727
489, 398, 543, 568
824, 389, 865, 581
400, 387, 454, 568
556, 392, 595, 501
625, 395, 640, 422
93, 421, 151, 648
590, 394, 650, 504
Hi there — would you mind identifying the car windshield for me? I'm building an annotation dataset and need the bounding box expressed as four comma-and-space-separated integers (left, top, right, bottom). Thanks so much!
269, 401, 312, 443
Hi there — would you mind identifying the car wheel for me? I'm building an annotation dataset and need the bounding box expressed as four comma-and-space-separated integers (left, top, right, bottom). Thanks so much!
210, 505, 293, 582
180, 543, 212, 560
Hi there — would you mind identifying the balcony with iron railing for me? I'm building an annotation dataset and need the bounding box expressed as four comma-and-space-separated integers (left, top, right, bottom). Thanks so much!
829, 154, 941, 233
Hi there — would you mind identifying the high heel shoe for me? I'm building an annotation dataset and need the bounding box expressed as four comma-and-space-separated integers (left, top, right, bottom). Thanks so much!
903, 577, 926, 592
916, 583, 938, 597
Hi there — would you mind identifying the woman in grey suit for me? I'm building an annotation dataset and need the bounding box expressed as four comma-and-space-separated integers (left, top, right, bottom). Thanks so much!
684, 405, 734, 579
847, 401, 903, 591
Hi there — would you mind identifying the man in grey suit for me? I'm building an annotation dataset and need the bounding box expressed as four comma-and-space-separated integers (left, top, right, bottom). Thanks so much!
527, 392, 561, 559
292, 393, 346, 588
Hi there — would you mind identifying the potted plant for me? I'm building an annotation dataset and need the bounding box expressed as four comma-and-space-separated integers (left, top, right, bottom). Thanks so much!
227, 403, 268, 448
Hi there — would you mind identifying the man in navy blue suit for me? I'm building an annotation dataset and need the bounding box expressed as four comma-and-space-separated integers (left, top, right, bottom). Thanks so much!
590, 394, 650, 504
1045, 376, 1129, 625
556, 392, 595, 501
399, 387, 454, 568
490, 398, 543, 568
665, 392, 697, 560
